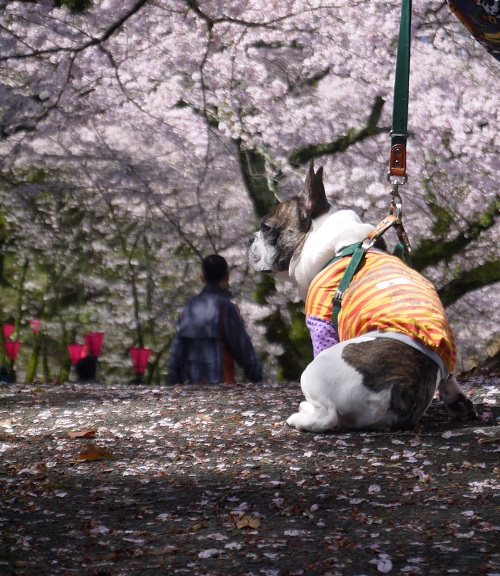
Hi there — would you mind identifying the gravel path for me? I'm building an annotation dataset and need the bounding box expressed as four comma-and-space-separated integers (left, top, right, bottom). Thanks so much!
0, 374, 498, 576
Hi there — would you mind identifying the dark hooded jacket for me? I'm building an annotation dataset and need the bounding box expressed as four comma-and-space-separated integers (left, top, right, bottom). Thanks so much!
167, 284, 263, 385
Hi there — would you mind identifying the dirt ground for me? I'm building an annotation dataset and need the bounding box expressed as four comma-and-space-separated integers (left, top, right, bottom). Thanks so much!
0, 370, 498, 576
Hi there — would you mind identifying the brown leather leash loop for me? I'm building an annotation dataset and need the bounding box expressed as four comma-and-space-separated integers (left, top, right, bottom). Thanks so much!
362, 214, 398, 250
389, 143, 407, 180
361, 183, 412, 259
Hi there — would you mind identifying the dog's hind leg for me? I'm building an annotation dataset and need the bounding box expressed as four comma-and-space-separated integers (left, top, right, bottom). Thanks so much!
287, 348, 346, 431
287, 336, 406, 432
287, 337, 389, 432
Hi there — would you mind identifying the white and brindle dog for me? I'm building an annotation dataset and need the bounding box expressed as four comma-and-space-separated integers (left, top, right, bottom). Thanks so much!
249, 161, 475, 431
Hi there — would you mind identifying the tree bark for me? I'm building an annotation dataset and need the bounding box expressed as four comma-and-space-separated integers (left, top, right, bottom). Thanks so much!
24, 333, 42, 384
236, 142, 279, 218
438, 259, 500, 307
288, 96, 388, 166
410, 196, 499, 274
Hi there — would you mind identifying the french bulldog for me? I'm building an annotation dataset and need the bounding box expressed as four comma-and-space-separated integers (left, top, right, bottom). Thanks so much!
249, 161, 475, 431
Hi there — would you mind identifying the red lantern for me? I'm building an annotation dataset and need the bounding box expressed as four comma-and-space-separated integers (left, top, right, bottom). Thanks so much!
29, 319, 41, 333
4, 341, 21, 361
129, 348, 151, 375
67, 343, 86, 365
84, 332, 105, 357
3, 324, 14, 340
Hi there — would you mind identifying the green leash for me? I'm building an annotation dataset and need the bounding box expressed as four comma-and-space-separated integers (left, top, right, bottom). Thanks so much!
389, 0, 412, 265
331, 0, 413, 332
389, 0, 412, 184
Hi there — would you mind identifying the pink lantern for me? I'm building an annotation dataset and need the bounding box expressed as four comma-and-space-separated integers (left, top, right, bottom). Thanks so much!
29, 319, 41, 333
4, 341, 21, 361
3, 324, 14, 340
67, 343, 86, 365
129, 348, 151, 375
84, 332, 105, 357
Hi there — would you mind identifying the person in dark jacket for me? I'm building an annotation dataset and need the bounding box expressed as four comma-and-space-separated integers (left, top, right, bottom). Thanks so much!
167, 255, 263, 385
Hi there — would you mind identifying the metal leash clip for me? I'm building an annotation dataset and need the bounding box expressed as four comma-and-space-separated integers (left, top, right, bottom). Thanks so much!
389, 183, 412, 254
389, 183, 403, 223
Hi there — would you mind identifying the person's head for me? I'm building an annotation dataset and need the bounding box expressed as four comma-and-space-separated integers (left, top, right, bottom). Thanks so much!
201, 254, 229, 285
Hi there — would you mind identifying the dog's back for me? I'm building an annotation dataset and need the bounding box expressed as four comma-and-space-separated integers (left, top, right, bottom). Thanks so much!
307, 251, 456, 376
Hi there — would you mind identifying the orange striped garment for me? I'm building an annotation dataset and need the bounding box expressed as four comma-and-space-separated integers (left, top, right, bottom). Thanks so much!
305, 251, 456, 373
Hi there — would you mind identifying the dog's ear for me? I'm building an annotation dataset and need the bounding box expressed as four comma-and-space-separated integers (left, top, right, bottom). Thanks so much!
303, 159, 330, 219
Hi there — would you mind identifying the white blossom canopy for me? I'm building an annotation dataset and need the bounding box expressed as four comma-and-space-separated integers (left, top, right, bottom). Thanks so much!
0, 0, 498, 377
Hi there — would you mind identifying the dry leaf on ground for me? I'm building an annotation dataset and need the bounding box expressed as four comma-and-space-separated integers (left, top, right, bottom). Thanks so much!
68, 429, 97, 439
234, 514, 261, 529
77, 443, 116, 461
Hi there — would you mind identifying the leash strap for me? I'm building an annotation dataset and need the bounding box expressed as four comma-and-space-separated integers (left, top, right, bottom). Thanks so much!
331, 242, 366, 332
331, 2, 413, 331
389, 0, 412, 184
362, 214, 398, 248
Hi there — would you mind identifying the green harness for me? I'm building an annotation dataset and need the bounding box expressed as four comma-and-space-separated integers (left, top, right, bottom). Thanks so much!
329, 235, 410, 333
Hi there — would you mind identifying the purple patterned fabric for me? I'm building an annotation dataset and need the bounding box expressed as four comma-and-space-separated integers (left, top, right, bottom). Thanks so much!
306, 315, 340, 358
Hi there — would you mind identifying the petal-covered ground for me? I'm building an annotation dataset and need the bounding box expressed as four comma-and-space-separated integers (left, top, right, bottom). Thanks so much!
0, 376, 498, 576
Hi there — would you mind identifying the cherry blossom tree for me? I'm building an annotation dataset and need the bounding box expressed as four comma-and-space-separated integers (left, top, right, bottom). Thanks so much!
0, 0, 498, 380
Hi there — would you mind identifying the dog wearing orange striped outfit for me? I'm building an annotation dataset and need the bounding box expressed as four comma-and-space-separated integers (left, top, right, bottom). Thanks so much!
248, 161, 476, 431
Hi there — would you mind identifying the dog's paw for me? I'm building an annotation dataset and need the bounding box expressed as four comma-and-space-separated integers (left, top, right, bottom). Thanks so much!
286, 413, 304, 430
445, 393, 478, 421
287, 406, 340, 432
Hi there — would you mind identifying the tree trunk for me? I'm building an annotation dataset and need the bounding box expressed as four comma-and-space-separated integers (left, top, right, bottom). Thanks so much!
236, 142, 279, 218
24, 333, 42, 384
236, 144, 313, 380
42, 335, 51, 384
